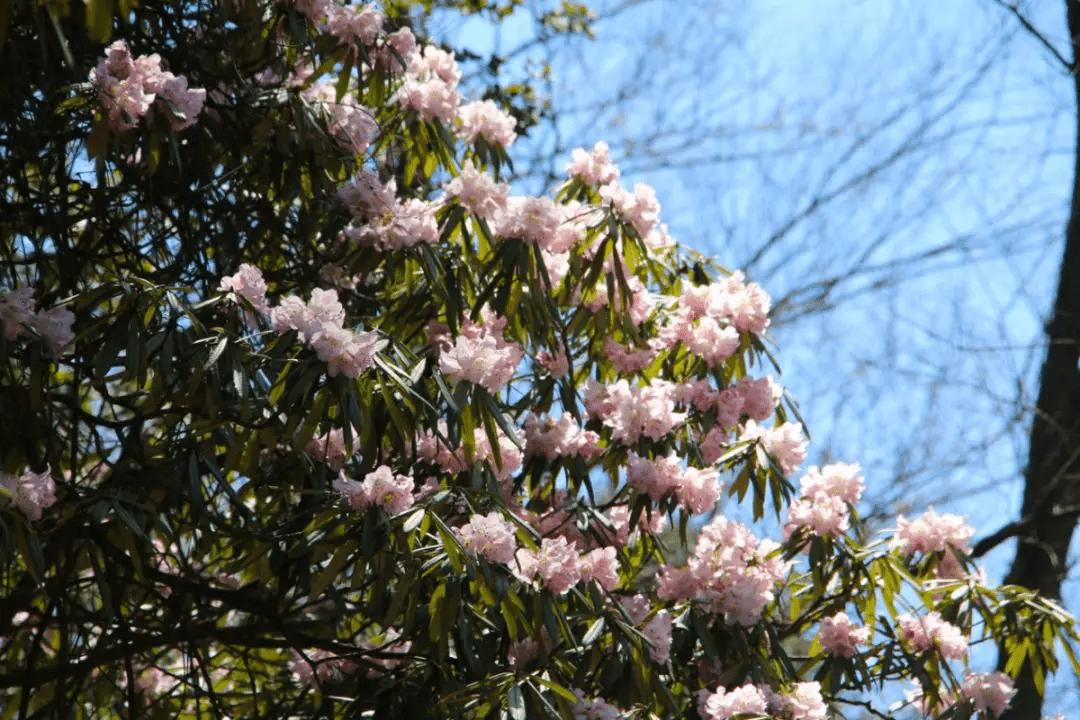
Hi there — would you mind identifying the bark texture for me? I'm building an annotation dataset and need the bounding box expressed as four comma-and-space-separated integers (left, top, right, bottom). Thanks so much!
997, 4, 1080, 717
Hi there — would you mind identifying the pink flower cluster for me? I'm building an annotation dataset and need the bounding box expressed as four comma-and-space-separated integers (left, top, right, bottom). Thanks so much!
620, 595, 673, 663
657, 516, 790, 626
583, 379, 686, 445
698, 682, 827, 720
739, 420, 807, 476
455, 511, 519, 564
333, 466, 416, 514
338, 171, 439, 251
325, 3, 383, 46
437, 314, 523, 394
565, 141, 620, 186
893, 508, 973, 555
514, 537, 620, 595
0, 287, 75, 353
89, 40, 206, 132
444, 160, 510, 221
897, 612, 968, 660
784, 462, 863, 539
416, 420, 523, 481
271, 288, 379, 378
909, 672, 1015, 718
491, 195, 589, 254
305, 426, 360, 470
600, 182, 661, 239
456, 99, 516, 148
627, 453, 721, 513
893, 508, 974, 579
300, 83, 378, 155
219, 265, 379, 378
571, 689, 626, 720
817, 611, 870, 658
524, 412, 603, 461
395, 45, 462, 123
218, 263, 270, 327
958, 672, 1015, 717
1, 468, 57, 521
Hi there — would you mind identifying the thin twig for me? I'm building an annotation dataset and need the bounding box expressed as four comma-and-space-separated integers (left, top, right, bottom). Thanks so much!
990, 0, 1074, 72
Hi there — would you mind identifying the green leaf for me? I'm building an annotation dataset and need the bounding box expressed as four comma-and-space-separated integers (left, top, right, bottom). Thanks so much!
85, 0, 114, 43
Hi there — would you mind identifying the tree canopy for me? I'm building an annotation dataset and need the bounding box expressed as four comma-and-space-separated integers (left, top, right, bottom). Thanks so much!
1, 1, 1077, 718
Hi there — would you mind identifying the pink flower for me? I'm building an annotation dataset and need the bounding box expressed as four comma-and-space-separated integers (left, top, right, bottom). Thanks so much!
642, 611, 672, 663
893, 509, 973, 556
959, 672, 1015, 717
219, 263, 270, 323
456, 99, 516, 148
444, 160, 508, 220
515, 537, 581, 595
740, 420, 806, 476
778, 682, 828, 720
90, 40, 205, 133
817, 612, 869, 658
306, 427, 359, 469
0, 287, 36, 340
565, 141, 619, 186
897, 612, 968, 660
700, 684, 768, 720
395, 46, 461, 122
439, 315, 523, 393
579, 547, 619, 590
1, 468, 57, 521
571, 690, 625, 720
333, 466, 415, 514
29, 306, 75, 354
535, 348, 569, 377
456, 512, 519, 565
600, 182, 660, 239
326, 4, 383, 46
160, 75, 206, 131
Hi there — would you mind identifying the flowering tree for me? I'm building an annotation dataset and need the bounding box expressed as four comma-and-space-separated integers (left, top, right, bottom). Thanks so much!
0, 0, 1077, 718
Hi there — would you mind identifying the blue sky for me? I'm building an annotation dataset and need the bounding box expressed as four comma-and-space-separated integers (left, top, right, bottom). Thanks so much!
431, 0, 1080, 713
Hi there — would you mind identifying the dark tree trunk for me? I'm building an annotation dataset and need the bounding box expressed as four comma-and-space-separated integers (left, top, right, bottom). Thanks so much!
997, 4, 1080, 718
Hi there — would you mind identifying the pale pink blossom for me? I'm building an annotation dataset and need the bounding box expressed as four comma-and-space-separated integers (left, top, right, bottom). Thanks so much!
778, 682, 828, 720
524, 412, 602, 461
600, 181, 661, 239
897, 612, 968, 660
0, 287, 35, 340
740, 420, 807, 476
571, 690, 625, 720
959, 672, 1015, 717
579, 547, 619, 590
456, 512, 519, 565
219, 263, 270, 320
700, 684, 769, 720
326, 4, 383, 46
893, 509, 974, 556
90, 40, 204, 132
456, 99, 516, 148
657, 516, 789, 626
29, 306, 75, 354
333, 466, 415, 514
439, 315, 523, 393
395, 45, 461, 123
817, 612, 870, 658
444, 160, 508, 220
515, 536, 582, 594
306, 427, 359, 469
1, 468, 57, 521
536, 348, 569, 377
565, 141, 619, 186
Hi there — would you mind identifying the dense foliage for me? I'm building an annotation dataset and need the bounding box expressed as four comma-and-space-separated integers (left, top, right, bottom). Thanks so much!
1, 1, 1078, 718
